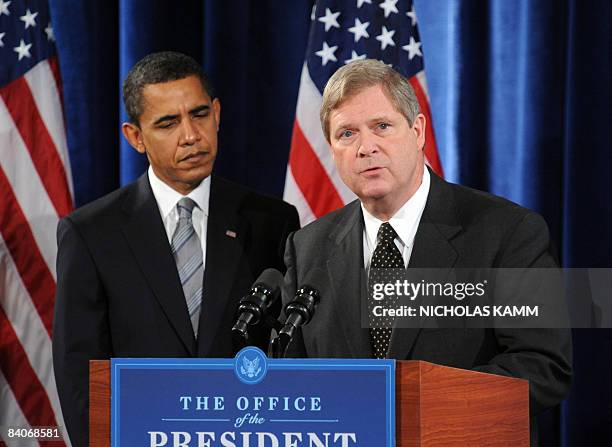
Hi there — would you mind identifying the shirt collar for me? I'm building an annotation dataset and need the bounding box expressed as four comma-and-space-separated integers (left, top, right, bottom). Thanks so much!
147, 165, 211, 219
361, 166, 430, 248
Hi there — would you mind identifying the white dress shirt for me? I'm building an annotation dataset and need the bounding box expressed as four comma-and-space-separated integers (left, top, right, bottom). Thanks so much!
362, 167, 430, 272
148, 166, 210, 273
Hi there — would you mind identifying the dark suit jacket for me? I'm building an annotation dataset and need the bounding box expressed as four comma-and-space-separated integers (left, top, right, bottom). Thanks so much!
52, 173, 299, 447
283, 170, 571, 443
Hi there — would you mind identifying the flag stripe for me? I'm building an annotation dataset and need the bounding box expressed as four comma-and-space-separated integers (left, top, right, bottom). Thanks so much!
415, 70, 431, 101
0, 233, 70, 445
294, 65, 335, 177
283, 168, 316, 226
294, 65, 357, 204
0, 98, 59, 279
0, 372, 31, 446
409, 75, 444, 176
48, 57, 65, 113
0, 307, 60, 435
25, 60, 74, 199
0, 167, 56, 336
289, 121, 344, 218
0, 77, 72, 218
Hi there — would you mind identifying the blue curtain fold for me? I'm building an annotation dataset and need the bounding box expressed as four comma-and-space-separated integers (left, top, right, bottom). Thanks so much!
50, 1, 120, 205
48, 1, 612, 444
416, 2, 612, 444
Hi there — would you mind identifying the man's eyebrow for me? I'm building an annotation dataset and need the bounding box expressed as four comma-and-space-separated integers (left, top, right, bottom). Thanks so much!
153, 114, 179, 126
332, 115, 393, 131
332, 119, 352, 131
189, 104, 210, 115
367, 115, 393, 124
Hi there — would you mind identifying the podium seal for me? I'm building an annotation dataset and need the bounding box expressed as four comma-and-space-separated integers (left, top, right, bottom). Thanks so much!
234, 346, 268, 385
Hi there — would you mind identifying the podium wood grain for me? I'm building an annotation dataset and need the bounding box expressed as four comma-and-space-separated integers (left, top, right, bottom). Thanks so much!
396, 361, 529, 446
90, 359, 529, 446
89, 360, 110, 447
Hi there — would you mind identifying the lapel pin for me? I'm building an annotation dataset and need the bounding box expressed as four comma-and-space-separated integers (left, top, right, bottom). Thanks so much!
225, 230, 237, 238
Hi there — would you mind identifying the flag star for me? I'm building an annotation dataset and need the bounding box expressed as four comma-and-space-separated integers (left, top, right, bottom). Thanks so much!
315, 41, 338, 66
318, 8, 340, 32
348, 18, 369, 42
45, 23, 55, 41
20, 8, 38, 29
406, 6, 417, 26
379, 0, 399, 18
357, 0, 372, 7
345, 50, 367, 64
0, 0, 10, 16
402, 36, 422, 60
376, 26, 396, 50
0, 32, 5, 47
13, 39, 32, 60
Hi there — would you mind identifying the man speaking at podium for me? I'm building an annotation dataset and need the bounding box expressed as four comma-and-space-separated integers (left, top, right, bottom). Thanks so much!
283, 59, 571, 442
53, 52, 299, 447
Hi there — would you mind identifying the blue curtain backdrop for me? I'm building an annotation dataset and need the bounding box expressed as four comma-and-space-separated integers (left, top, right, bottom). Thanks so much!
48, 1, 611, 445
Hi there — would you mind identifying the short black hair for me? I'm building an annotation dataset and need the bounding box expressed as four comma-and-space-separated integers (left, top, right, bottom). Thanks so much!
122, 51, 214, 125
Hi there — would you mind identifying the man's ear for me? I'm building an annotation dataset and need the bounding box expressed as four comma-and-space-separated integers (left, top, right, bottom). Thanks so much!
412, 113, 427, 151
212, 98, 221, 131
122, 122, 146, 154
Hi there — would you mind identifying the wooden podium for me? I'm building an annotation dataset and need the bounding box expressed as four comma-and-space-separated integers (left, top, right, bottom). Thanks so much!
89, 359, 529, 446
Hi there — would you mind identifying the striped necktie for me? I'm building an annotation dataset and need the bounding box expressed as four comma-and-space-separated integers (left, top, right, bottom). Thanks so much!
171, 198, 203, 337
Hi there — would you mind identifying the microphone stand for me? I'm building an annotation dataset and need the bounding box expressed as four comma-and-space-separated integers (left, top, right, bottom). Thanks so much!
270, 285, 320, 358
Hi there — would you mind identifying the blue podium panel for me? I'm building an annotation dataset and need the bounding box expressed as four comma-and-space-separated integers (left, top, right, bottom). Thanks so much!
111, 348, 395, 446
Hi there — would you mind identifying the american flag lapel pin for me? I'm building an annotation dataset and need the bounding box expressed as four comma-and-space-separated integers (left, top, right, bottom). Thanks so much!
225, 230, 237, 238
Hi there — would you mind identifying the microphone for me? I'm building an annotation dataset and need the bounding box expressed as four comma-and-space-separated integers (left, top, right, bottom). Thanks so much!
232, 268, 284, 349
274, 268, 325, 357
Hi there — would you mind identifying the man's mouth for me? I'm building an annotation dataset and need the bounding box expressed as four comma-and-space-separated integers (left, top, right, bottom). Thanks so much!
360, 166, 384, 175
180, 151, 208, 163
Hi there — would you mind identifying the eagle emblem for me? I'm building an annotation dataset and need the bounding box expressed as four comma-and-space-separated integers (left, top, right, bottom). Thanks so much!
240, 356, 262, 378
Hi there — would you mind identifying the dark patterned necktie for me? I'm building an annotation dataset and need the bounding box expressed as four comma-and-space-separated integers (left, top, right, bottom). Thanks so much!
171, 198, 203, 337
368, 222, 405, 359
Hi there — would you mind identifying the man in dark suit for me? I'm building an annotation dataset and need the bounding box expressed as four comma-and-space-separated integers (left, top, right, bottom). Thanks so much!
53, 52, 299, 447
282, 59, 571, 443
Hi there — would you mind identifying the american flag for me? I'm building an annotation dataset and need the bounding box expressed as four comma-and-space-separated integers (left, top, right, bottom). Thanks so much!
284, 0, 443, 225
0, 0, 72, 445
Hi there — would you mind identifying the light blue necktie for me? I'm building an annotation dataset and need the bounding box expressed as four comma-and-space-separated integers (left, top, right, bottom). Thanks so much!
171, 198, 203, 337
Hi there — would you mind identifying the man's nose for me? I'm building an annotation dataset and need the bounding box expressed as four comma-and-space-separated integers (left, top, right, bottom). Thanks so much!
357, 131, 378, 156
180, 118, 200, 146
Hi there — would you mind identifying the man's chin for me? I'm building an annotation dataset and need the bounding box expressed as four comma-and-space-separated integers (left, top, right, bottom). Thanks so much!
175, 165, 213, 188
357, 185, 393, 202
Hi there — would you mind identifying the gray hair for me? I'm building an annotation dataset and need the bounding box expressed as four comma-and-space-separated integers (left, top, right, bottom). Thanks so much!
122, 51, 214, 125
320, 59, 421, 141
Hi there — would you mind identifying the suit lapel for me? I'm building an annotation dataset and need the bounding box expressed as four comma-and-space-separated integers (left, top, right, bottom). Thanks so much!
121, 174, 196, 356
197, 176, 248, 356
326, 201, 372, 358
388, 170, 462, 359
